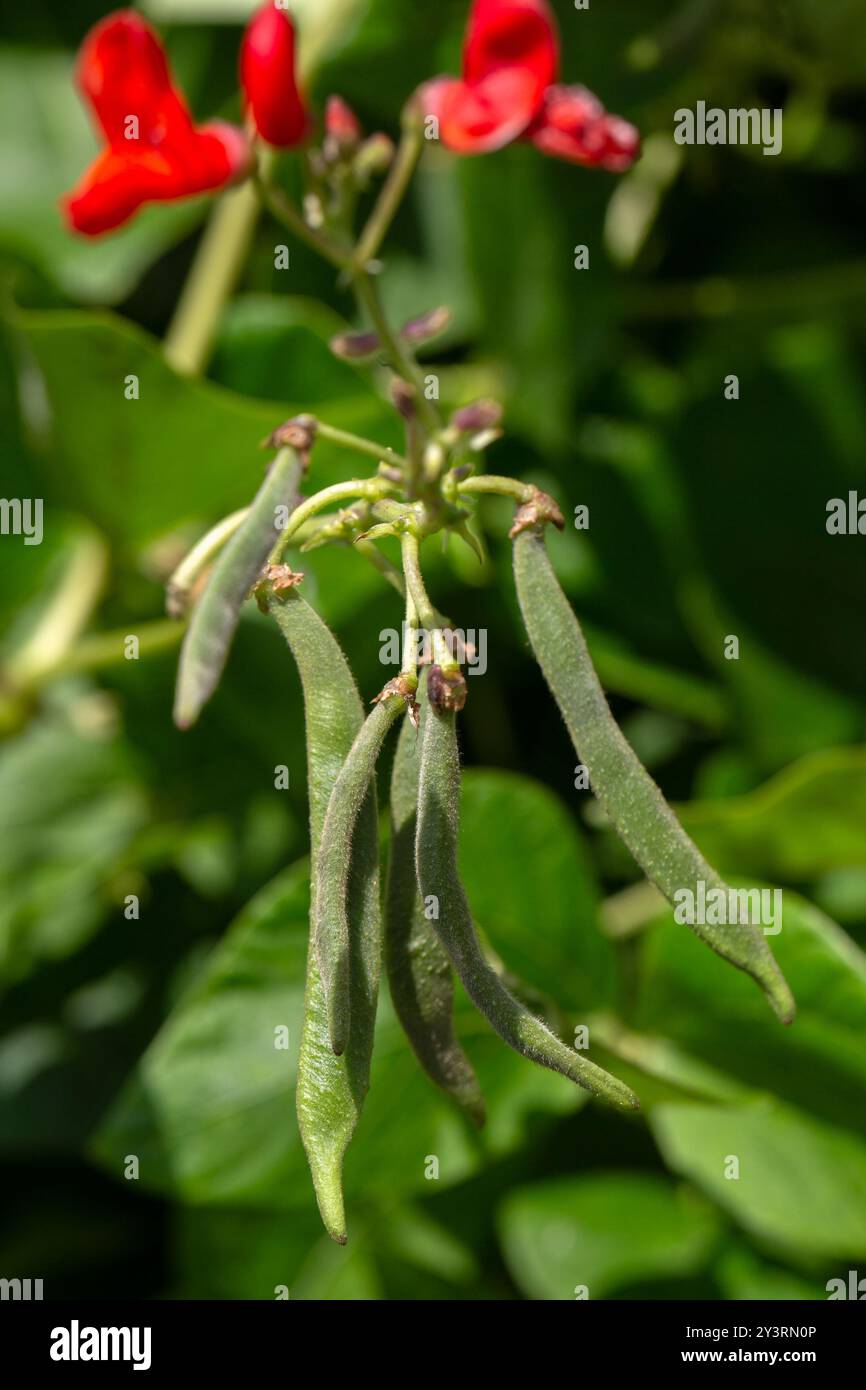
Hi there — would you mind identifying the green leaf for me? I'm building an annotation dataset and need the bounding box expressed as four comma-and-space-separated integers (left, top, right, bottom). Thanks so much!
0, 721, 147, 988
173, 1206, 382, 1300
638, 891, 866, 1133
459, 769, 613, 1010
499, 1173, 719, 1300
652, 1099, 866, 1259
715, 1244, 825, 1301
12, 307, 397, 548
599, 747, 866, 883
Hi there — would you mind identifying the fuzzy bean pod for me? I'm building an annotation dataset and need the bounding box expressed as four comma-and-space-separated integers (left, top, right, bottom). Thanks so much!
513, 527, 795, 1025
386, 688, 486, 1125
415, 677, 639, 1110
174, 448, 303, 729
267, 585, 381, 1243
315, 694, 405, 1055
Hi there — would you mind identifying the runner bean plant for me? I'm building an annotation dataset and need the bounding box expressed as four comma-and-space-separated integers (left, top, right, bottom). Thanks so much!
65, 2, 794, 1242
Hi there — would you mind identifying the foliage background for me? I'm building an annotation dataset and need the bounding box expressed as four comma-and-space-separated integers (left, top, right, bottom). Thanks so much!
2, 0, 866, 1299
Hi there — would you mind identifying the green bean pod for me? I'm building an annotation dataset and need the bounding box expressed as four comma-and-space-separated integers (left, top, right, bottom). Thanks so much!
174, 447, 303, 730
386, 689, 486, 1126
415, 677, 639, 1110
267, 586, 381, 1243
513, 527, 795, 1025
315, 694, 405, 1055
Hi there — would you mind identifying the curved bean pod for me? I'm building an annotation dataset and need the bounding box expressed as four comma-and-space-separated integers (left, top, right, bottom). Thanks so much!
174, 448, 303, 729
386, 689, 485, 1125
267, 585, 381, 1243
315, 694, 406, 1055
415, 678, 639, 1110
512, 527, 795, 1025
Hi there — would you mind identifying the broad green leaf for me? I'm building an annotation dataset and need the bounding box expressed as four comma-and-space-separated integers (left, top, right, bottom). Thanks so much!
459, 769, 613, 1010
210, 295, 370, 405
715, 1244, 825, 1301
0, 721, 147, 987
637, 890, 866, 1134
173, 1206, 381, 1300
93, 862, 587, 1213
12, 307, 398, 548
499, 1173, 719, 1301
652, 1099, 866, 1259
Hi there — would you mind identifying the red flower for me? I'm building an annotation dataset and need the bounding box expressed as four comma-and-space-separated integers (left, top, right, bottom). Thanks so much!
421, 0, 638, 170
240, 4, 308, 148
62, 11, 250, 237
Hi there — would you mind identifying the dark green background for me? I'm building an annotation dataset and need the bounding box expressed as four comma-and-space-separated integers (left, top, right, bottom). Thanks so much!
1, 0, 866, 1300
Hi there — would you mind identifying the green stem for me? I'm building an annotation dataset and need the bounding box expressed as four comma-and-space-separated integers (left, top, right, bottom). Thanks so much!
164, 179, 261, 375
457, 475, 534, 503
314, 419, 407, 471
269, 477, 396, 564
400, 533, 453, 671
53, 620, 183, 677
353, 274, 440, 432
255, 171, 352, 271
353, 123, 424, 270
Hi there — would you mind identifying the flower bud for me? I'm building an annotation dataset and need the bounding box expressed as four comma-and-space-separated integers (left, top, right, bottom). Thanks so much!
402, 306, 451, 345
329, 330, 381, 360
353, 132, 395, 184
450, 398, 503, 433
325, 95, 362, 150
240, 4, 308, 148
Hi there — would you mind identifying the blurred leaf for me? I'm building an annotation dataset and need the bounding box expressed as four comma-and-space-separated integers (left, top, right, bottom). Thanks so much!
209, 295, 367, 404
599, 747, 866, 883
652, 1099, 866, 1259
0, 720, 147, 987
499, 1172, 719, 1300
638, 890, 866, 1134
12, 307, 397, 548
459, 769, 612, 1009
678, 747, 866, 880
715, 1244, 825, 1301
173, 1205, 381, 1299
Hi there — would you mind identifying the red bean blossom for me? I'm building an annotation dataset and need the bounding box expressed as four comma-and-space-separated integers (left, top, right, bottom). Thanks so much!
62, 10, 250, 237
420, 0, 639, 171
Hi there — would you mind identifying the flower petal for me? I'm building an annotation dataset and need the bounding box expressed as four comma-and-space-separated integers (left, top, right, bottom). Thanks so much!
76, 9, 194, 148
527, 84, 640, 171
423, 68, 546, 153
464, 0, 558, 108
240, 3, 308, 148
